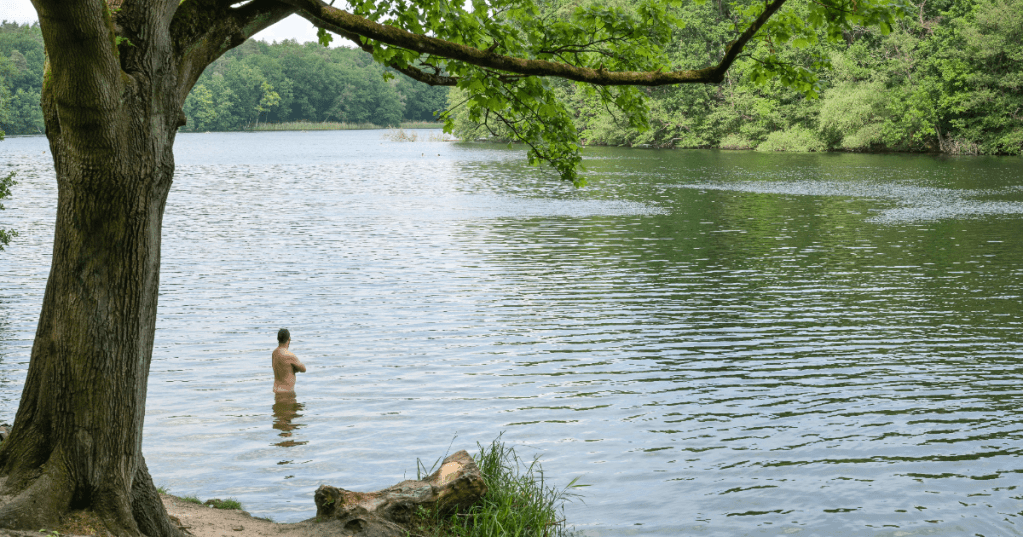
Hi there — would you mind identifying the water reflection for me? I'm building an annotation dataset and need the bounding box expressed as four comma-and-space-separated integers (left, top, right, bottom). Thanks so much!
271, 392, 307, 449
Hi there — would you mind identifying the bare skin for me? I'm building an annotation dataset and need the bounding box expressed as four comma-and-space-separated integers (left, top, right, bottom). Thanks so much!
272, 339, 306, 394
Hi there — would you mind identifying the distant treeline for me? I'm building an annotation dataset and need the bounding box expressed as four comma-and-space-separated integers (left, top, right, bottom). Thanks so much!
449, 0, 1023, 155
0, 22, 448, 134
0, 22, 44, 135
180, 39, 449, 131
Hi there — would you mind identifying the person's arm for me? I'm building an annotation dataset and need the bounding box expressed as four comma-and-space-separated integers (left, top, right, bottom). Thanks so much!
290, 353, 306, 373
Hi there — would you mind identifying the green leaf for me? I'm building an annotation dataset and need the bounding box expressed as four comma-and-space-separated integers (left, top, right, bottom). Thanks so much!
316, 28, 334, 48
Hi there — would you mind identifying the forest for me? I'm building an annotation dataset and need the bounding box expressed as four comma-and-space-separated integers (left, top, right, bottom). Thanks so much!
0, 22, 449, 133
2, 0, 1021, 155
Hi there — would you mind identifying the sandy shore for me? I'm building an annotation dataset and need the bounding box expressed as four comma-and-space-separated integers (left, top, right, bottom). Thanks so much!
161, 494, 343, 537
0, 493, 347, 537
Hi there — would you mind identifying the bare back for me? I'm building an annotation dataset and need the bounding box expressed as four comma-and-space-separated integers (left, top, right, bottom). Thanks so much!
272, 345, 306, 393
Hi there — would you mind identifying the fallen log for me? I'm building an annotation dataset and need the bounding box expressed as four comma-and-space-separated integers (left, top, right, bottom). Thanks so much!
313, 449, 487, 537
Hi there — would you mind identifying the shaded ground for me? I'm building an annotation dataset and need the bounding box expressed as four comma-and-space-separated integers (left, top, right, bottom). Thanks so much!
0, 493, 348, 537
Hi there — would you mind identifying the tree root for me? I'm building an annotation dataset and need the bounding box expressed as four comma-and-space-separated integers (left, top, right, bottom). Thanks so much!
0, 454, 184, 537
0, 468, 73, 531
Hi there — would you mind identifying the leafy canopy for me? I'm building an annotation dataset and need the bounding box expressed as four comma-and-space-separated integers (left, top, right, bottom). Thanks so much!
309, 0, 907, 185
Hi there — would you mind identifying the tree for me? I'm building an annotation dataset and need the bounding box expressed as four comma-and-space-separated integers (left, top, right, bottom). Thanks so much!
0, 0, 901, 535
0, 23, 46, 135
254, 80, 282, 128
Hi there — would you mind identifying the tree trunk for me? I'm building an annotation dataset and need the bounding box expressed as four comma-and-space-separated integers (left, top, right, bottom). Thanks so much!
0, 70, 182, 537
0, 1, 294, 534
0, 2, 182, 534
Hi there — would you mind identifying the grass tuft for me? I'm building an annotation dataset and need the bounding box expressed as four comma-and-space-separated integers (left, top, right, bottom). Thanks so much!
409, 434, 581, 537
180, 495, 202, 505
205, 498, 243, 510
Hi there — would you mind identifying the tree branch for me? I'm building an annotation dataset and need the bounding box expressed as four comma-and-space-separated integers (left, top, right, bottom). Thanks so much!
287, 0, 788, 86
171, 0, 295, 101
294, 11, 458, 87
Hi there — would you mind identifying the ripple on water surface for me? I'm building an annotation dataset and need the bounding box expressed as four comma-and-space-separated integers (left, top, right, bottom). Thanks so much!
1, 133, 1023, 535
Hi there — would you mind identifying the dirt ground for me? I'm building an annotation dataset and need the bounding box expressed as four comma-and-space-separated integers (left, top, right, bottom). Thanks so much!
160, 494, 344, 537
0, 492, 347, 537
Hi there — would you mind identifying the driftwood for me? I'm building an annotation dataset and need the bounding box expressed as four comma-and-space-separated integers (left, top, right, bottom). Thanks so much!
313, 450, 487, 537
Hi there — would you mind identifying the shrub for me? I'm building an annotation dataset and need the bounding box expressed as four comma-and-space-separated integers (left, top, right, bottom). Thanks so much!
756, 126, 827, 152
719, 133, 755, 150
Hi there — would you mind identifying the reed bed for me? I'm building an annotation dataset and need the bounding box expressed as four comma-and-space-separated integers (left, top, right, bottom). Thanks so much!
383, 128, 458, 142
249, 120, 444, 132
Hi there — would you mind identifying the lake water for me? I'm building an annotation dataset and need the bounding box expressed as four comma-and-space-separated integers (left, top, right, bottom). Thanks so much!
2, 131, 1023, 536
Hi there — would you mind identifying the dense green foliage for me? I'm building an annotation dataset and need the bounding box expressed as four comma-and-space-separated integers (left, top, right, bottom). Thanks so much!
0, 21, 44, 136
0, 23, 448, 134
180, 39, 449, 132
449, 0, 1023, 157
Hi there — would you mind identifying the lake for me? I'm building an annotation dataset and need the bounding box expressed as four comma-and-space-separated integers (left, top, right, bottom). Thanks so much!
2, 131, 1023, 536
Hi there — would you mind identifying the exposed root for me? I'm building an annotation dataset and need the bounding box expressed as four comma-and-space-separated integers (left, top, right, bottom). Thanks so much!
0, 455, 184, 537
0, 470, 72, 531
131, 457, 185, 537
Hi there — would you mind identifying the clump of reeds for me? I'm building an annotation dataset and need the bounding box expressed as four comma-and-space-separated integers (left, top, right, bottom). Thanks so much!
250, 121, 381, 131
427, 131, 457, 142
384, 128, 457, 142
410, 435, 582, 537
385, 128, 420, 142
248, 120, 444, 132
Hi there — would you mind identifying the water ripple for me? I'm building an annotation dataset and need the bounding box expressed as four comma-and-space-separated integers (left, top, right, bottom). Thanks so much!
1, 134, 1023, 535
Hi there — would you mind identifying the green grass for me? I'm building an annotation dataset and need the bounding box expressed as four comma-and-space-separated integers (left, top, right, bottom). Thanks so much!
177, 494, 242, 510
204, 498, 244, 510
409, 435, 581, 537
156, 486, 169, 494
248, 120, 443, 132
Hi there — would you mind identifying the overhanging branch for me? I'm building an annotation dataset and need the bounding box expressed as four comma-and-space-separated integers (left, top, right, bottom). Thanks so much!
172, 0, 295, 100
288, 0, 788, 86
295, 11, 459, 87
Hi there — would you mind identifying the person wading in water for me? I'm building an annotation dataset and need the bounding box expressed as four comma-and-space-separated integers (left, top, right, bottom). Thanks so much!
272, 328, 307, 394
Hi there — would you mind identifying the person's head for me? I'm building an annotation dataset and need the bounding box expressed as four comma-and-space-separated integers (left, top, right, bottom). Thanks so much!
277, 328, 291, 345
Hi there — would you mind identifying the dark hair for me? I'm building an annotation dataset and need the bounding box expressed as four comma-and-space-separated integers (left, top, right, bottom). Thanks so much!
277, 328, 290, 344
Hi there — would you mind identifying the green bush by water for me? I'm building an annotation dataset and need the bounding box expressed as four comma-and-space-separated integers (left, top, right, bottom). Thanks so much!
756, 126, 828, 153
411, 436, 582, 537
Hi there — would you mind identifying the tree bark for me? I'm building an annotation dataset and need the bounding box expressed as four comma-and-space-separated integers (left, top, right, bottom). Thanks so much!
0, 2, 288, 535
0, 43, 180, 537
313, 450, 487, 537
